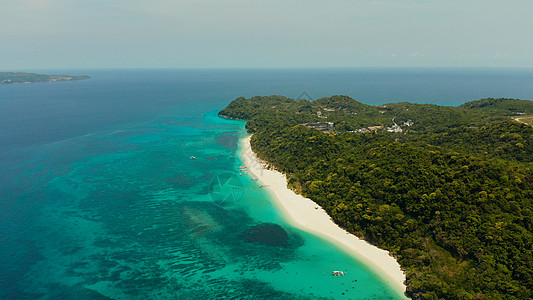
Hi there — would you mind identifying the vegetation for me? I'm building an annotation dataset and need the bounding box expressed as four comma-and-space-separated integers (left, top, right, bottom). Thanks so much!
0, 72, 90, 84
219, 96, 533, 299
459, 98, 533, 117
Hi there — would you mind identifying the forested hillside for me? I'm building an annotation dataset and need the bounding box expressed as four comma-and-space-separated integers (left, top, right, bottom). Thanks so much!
219, 96, 533, 299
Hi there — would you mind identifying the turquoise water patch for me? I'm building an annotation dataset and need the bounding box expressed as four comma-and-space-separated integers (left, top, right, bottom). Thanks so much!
7, 112, 402, 299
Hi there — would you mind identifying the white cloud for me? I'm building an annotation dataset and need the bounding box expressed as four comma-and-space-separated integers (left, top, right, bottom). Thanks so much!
21, 0, 51, 10
411, 52, 427, 57
493, 53, 510, 59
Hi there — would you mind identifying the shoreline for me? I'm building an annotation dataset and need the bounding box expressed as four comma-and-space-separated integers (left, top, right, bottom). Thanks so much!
239, 135, 407, 297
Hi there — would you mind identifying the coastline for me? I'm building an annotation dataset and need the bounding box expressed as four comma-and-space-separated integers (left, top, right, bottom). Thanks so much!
239, 135, 407, 297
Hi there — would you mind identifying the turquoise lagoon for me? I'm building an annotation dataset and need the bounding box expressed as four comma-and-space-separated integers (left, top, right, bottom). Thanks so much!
2, 68, 533, 299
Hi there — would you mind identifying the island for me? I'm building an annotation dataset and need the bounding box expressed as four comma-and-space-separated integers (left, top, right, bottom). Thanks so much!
220, 95, 533, 299
0, 72, 90, 84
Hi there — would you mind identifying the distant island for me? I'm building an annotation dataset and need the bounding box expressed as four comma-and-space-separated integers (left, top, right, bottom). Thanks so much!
0, 72, 90, 84
220, 96, 533, 299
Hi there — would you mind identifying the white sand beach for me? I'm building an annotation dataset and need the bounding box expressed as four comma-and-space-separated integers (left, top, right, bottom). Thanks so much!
240, 135, 407, 296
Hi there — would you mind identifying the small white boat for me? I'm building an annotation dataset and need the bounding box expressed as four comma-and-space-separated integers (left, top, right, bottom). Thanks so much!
189, 156, 196, 160
332, 271, 345, 276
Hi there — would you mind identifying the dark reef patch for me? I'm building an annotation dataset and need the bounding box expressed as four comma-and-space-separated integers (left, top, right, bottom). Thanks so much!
241, 223, 290, 247
215, 132, 238, 151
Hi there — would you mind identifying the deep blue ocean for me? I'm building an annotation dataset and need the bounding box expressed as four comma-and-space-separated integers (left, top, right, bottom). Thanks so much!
1, 68, 532, 299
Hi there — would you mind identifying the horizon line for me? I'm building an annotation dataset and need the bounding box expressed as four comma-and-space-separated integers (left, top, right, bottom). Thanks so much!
5, 66, 533, 73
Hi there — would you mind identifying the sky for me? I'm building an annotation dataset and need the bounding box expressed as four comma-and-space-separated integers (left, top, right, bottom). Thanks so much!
1, 0, 533, 70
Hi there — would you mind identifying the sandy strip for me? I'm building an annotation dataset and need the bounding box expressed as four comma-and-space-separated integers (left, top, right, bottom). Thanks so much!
240, 135, 407, 296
